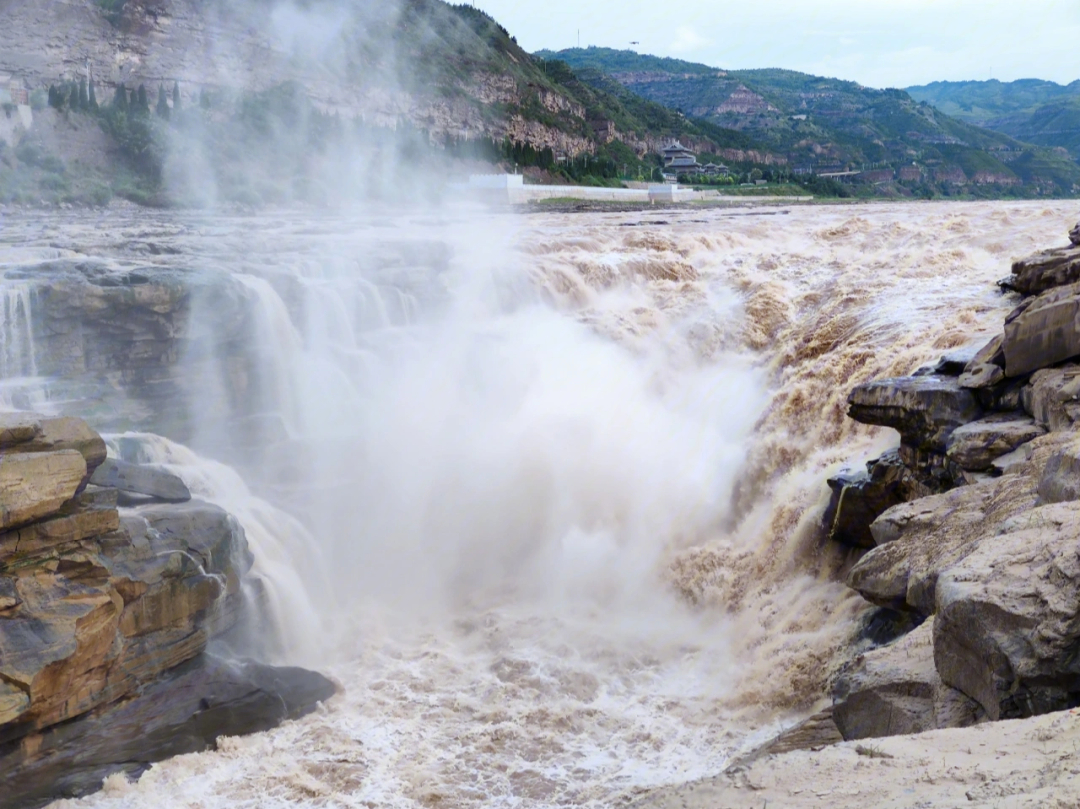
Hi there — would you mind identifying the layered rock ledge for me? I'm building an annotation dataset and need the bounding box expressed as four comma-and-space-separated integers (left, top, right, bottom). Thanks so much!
0, 413, 334, 808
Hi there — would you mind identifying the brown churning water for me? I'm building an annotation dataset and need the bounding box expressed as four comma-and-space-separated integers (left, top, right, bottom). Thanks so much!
41, 200, 1077, 808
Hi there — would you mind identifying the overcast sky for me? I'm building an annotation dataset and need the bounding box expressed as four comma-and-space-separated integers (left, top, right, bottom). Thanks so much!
468, 0, 1080, 88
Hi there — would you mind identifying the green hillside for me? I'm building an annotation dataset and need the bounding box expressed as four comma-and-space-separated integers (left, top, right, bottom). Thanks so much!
906, 79, 1080, 160
906, 79, 1080, 124
538, 47, 1080, 197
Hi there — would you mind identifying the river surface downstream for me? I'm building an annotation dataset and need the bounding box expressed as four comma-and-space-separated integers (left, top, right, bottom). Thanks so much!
1, 199, 1075, 808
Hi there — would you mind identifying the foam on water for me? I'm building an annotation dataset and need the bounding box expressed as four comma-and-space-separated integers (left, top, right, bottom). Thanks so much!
13, 200, 1076, 807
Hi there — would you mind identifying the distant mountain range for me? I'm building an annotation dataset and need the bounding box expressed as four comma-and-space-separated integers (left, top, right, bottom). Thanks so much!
538, 47, 1080, 196
906, 80, 1080, 159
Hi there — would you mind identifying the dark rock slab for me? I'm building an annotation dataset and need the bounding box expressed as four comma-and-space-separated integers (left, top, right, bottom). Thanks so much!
1071, 221, 1080, 247
1003, 282, 1080, 376
89, 458, 191, 503
0, 653, 337, 809
1008, 245, 1080, 295
848, 375, 982, 452
822, 450, 930, 549
832, 619, 984, 741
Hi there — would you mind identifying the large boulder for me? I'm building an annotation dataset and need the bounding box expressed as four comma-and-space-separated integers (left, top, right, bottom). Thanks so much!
1002, 282, 1080, 376
1071, 221, 1080, 247
934, 500, 1080, 720
848, 375, 982, 452
0, 450, 87, 530
944, 413, 1045, 471
847, 470, 1039, 615
0, 653, 337, 809
1007, 245, 1080, 295
832, 619, 984, 740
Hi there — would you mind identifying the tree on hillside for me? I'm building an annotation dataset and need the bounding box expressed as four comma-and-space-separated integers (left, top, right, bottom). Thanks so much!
88, 79, 98, 112
156, 85, 170, 120
112, 83, 129, 112
78, 78, 89, 111
172, 81, 181, 113
135, 84, 150, 116
48, 85, 60, 109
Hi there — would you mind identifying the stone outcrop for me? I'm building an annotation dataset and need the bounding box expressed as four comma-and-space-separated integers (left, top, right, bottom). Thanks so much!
0, 413, 334, 805
832, 619, 984, 740
821, 450, 936, 549
1022, 364, 1080, 430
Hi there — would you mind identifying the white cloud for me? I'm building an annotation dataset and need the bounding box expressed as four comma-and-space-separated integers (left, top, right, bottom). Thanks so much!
670, 26, 709, 54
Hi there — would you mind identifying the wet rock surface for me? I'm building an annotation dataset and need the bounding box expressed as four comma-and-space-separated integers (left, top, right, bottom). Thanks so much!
0, 415, 331, 807
0, 653, 337, 809
89, 457, 192, 503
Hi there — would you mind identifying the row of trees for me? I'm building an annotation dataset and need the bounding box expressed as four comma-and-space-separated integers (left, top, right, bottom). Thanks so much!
48, 78, 186, 121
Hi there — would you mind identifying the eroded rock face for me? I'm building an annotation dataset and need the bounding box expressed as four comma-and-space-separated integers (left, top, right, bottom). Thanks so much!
847, 375, 982, 452
1070, 221, 1080, 247
1007, 245, 1080, 295
0, 500, 250, 740
1037, 439, 1080, 504
822, 451, 922, 549
934, 501, 1080, 720
832, 619, 984, 741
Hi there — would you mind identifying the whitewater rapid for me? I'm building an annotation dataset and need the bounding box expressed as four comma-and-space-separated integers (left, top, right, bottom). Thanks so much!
13, 199, 1073, 808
